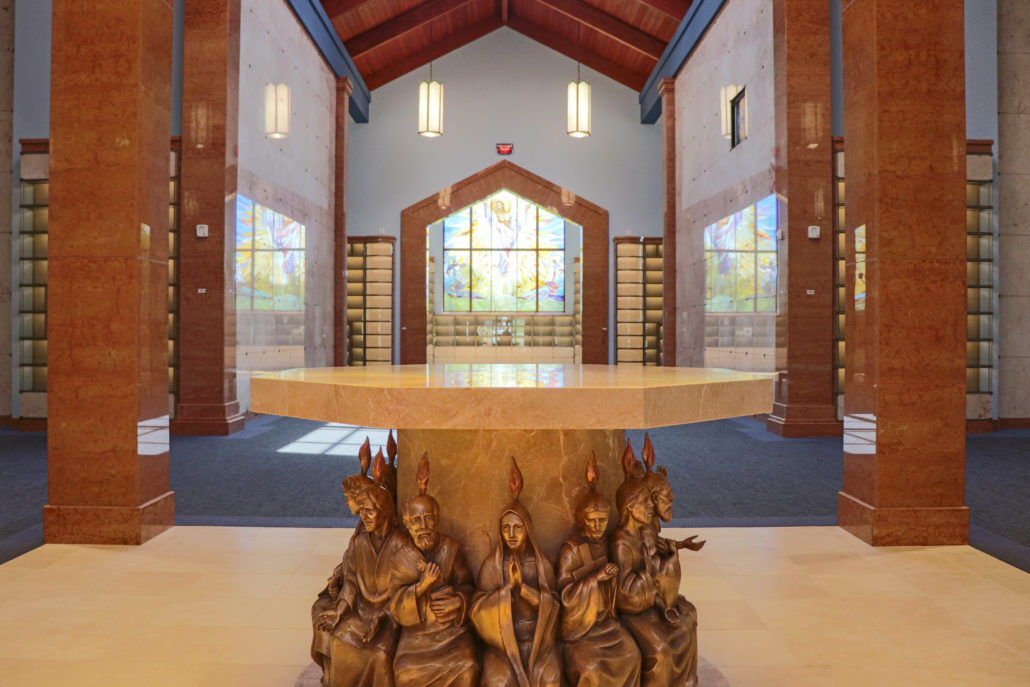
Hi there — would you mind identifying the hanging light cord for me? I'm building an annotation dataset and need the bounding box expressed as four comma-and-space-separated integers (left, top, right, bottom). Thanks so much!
577, 23, 581, 82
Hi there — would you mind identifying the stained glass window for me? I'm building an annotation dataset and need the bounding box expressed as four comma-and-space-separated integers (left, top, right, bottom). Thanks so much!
442, 190, 569, 313
704, 193, 778, 313
235, 194, 306, 311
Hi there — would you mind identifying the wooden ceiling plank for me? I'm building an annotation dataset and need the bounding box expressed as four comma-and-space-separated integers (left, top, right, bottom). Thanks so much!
364, 15, 504, 90
537, 0, 666, 60
632, 0, 691, 22
507, 14, 646, 90
347, 0, 474, 59
321, 0, 374, 18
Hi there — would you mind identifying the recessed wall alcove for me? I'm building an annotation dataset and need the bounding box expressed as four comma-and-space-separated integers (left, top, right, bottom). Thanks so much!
400, 161, 609, 364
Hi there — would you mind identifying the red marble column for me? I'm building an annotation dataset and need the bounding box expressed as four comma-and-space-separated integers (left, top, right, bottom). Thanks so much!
766, 0, 839, 437
172, 0, 246, 435
44, 0, 175, 544
659, 78, 677, 367
333, 78, 353, 367
839, 0, 969, 544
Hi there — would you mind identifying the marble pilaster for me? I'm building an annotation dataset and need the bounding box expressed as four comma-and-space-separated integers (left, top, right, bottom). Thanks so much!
838, 0, 969, 545
766, 0, 839, 437
172, 0, 246, 435
44, 0, 175, 544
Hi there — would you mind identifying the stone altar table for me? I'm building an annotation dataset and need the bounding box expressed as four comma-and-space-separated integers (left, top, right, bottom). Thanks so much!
251, 363, 772, 569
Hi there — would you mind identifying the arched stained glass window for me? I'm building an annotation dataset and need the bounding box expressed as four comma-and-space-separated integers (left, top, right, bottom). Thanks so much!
442, 190, 567, 313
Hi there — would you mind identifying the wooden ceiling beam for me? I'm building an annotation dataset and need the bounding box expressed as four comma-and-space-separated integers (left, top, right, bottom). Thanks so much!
632, 0, 692, 22
364, 15, 504, 90
537, 0, 666, 60
321, 0, 373, 18
507, 14, 647, 91
346, 0, 475, 59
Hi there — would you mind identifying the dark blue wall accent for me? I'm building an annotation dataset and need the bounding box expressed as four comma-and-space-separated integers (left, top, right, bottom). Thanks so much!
639, 0, 728, 124
284, 0, 372, 123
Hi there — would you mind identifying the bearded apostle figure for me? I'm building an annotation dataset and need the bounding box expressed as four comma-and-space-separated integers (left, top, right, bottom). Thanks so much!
640, 433, 705, 615
314, 449, 422, 687
556, 454, 641, 687
388, 453, 480, 687
612, 440, 699, 687
471, 458, 562, 687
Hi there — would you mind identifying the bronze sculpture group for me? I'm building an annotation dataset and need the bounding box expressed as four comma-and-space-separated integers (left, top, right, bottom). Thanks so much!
313, 431, 705, 687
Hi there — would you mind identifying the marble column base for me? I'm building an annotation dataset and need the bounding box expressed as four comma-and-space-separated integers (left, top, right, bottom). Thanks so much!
43, 491, 175, 545
838, 492, 969, 546
397, 428, 625, 572
766, 402, 842, 437
171, 402, 246, 436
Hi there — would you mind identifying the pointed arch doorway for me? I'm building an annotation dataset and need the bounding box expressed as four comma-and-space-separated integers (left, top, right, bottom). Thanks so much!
400, 161, 609, 363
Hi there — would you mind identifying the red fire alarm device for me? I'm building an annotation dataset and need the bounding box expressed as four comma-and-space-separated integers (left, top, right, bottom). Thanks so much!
496, 143, 514, 155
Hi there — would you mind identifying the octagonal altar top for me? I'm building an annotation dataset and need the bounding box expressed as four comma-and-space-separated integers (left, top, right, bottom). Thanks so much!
250, 364, 774, 430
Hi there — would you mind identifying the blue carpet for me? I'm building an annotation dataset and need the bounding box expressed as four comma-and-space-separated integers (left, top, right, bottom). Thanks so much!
2, 416, 1028, 572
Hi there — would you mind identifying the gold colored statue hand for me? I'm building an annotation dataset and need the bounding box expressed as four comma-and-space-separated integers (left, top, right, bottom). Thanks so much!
315, 610, 338, 632
417, 561, 442, 595
428, 590, 463, 622
677, 535, 706, 551
596, 563, 619, 581
507, 556, 523, 589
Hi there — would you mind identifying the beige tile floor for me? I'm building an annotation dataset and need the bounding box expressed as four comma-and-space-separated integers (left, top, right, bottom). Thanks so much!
1, 526, 1029, 686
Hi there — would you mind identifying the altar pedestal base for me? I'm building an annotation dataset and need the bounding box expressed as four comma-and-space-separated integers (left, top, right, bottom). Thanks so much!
397, 428, 624, 571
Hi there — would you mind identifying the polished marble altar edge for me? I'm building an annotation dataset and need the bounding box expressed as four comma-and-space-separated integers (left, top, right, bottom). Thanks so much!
251, 370, 774, 429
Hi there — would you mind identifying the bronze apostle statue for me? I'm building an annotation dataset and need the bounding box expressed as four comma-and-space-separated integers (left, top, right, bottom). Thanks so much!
311, 438, 708, 687
388, 453, 480, 687
471, 458, 562, 687
556, 454, 642, 687
315, 449, 417, 687
612, 439, 700, 687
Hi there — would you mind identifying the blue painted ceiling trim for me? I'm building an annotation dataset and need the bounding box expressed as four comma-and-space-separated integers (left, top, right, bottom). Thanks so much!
639, 0, 728, 124
285, 0, 372, 123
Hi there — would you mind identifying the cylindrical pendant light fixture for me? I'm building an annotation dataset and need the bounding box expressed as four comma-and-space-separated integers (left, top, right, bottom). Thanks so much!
418, 78, 444, 137
567, 25, 590, 138
264, 82, 290, 139
567, 79, 590, 138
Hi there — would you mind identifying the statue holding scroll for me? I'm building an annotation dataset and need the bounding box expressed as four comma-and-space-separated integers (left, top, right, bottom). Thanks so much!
556, 454, 641, 687
388, 453, 480, 687
471, 458, 562, 687
612, 440, 699, 687
314, 450, 422, 687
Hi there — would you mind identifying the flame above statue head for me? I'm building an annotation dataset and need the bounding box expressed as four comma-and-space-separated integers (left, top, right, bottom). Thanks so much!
585, 452, 599, 491
642, 432, 655, 473
372, 448, 388, 486
359, 437, 372, 477
622, 440, 645, 480
387, 430, 398, 467
416, 452, 430, 496
509, 457, 524, 502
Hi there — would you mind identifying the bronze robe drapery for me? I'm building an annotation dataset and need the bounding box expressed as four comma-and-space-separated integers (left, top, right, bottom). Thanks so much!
312, 522, 366, 674
326, 527, 422, 687
471, 502, 561, 687
388, 534, 480, 687
612, 528, 697, 687
557, 535, 641, 687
